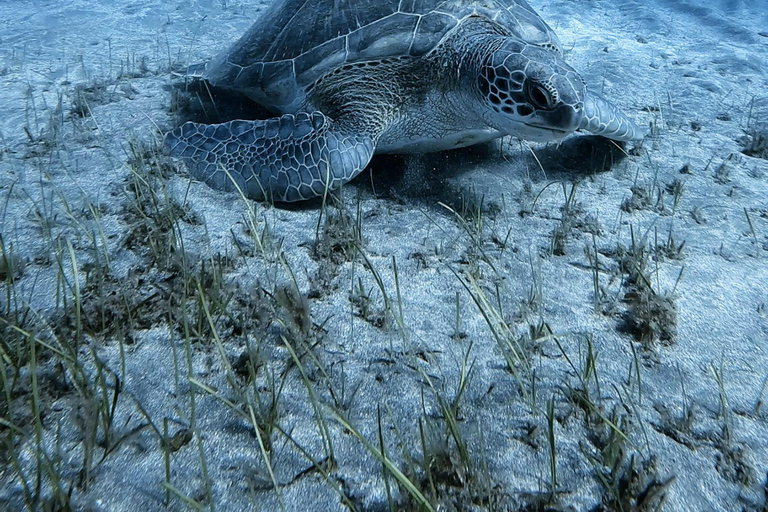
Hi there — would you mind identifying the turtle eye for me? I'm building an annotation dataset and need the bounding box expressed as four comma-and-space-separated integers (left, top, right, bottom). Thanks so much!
525, 80, 556, 110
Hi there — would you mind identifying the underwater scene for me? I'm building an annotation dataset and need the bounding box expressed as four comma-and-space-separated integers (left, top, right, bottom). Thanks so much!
1, 0, 767, 510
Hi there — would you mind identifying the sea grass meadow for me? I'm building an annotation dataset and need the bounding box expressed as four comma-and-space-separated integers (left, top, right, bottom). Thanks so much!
1, 0, 767, 510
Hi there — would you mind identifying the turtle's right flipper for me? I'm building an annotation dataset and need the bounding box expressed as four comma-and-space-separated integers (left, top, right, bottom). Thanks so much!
164, 112, 375, 202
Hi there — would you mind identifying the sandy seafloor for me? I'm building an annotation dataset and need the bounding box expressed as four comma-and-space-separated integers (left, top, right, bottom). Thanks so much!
1, 0, 767, 511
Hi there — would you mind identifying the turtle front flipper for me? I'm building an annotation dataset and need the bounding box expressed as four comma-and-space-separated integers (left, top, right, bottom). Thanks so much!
164, 112, 376, 202
580, 92, 645, 141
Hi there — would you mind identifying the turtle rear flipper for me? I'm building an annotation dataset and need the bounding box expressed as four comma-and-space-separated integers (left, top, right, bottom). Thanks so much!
164, 112, 376, 202
171, 62, 207, 79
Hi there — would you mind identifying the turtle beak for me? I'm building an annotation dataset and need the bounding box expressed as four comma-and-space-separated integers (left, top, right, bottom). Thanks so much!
579, 92, 645, 141
537, 103, 582, 134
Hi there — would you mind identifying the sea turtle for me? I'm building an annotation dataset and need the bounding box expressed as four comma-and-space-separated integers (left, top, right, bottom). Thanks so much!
165, 0, 642, 202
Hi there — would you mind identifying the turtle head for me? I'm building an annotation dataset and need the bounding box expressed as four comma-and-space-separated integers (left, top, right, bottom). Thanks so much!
477, 40, 643, 142
477, 41, 585, 141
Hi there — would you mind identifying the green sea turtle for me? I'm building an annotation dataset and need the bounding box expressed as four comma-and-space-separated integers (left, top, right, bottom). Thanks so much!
165, 0, 642, 202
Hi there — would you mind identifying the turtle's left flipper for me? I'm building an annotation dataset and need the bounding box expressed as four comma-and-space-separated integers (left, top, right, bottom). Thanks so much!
164, 112, 375, 202
579, 92, 645, 142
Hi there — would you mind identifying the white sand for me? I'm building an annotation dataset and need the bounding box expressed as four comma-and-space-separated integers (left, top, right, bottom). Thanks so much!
1, 1, 766, 511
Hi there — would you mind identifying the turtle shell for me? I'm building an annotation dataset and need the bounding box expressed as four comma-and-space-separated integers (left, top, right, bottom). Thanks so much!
204, 0, 562, 111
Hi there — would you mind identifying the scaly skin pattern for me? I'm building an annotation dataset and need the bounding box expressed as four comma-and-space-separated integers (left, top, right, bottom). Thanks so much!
580, 92, 641, 141
164, 112, 375, 202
